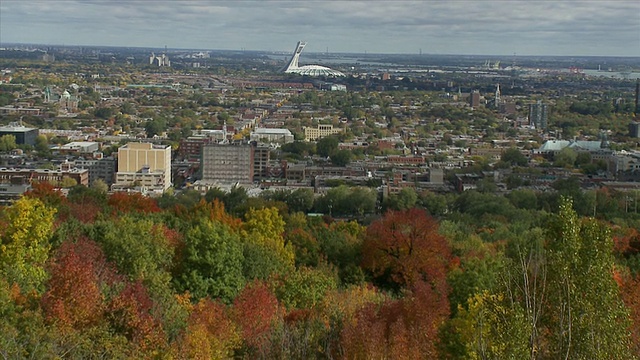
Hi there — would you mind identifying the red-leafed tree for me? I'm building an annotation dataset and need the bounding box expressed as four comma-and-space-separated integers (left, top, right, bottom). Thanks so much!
107, 281, 167, 353
232, 280, 282, 355
362, 208, 452, 292
341, 279, 449, 359
620, 273, 640, 356
108, 192, 161, 215
42, 238, 111, 330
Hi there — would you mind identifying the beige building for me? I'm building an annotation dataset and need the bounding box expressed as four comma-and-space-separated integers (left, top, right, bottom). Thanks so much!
114, 142, 171, 194
303, 124, 344, 141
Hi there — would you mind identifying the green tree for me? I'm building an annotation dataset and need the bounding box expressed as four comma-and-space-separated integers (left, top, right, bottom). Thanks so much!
175, 219, 244, 302
316, 136, 339, 157
545, 198, 632, 359
330, 149, 352, 166
554, 147, 577, 168
0, 135, 17, 152
501, 148, 528, 167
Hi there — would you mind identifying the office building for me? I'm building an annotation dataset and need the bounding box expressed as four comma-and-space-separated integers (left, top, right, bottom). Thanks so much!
0, 124, 38, 146
114, 142, 171, 194
201, 143, 254, 184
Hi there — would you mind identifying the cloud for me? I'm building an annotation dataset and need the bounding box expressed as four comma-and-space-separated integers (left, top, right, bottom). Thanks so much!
1, 0, 638, 56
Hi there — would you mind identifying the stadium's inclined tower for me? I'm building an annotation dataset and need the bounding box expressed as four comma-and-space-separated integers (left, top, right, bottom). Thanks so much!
283, 41, 345, 77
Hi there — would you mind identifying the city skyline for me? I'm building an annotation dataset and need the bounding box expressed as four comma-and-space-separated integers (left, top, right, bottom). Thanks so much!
1, 0, 639, 57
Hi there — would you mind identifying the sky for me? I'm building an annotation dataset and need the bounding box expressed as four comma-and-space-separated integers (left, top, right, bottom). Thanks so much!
1, 0, 639, 57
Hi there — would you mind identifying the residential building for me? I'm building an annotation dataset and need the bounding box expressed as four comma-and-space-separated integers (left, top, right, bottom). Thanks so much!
529, 101, 548, 129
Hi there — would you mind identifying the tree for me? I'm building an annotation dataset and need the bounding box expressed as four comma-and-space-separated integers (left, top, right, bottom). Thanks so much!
34, 135, 50, 156
545, 198, 632, 359
89, 216, 176, 297
362, 208, 451, 293
451, 291, 530, 359
330, 149, 352, 166
175, 298, 240, 359
316, 136, 339, 157
174, 219, 245, 302
554, 147, 577, 168
242, 207, 295, 280
90, 179, 109, 193
501, 147, 528, 167
0, 134, 17, 152
384, 187, 418, 211
232, 281, 282, 356
0, 197, 56, 292
41, 238, 109, 330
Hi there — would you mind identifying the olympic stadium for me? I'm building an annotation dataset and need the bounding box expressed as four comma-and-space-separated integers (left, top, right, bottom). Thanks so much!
283, 41, 345, 77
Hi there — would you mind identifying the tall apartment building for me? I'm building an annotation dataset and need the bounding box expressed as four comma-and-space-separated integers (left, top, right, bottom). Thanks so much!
303, 124, 344, 141
529, 101, 548, 129
201, 143, 254, 184
114, 142, 171, 194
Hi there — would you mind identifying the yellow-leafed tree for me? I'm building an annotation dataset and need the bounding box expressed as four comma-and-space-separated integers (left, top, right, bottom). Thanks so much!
0, 197, 56, 293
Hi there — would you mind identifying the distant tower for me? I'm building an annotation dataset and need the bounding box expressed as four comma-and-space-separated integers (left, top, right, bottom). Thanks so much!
494, 84, 501, 108
529, 100, 548, 129
283, 41, 307, 72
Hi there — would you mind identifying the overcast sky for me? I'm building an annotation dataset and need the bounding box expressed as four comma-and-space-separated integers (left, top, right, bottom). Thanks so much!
1, 0, 639, 56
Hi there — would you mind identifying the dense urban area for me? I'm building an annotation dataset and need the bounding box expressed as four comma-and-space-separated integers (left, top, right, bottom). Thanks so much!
1, 44, 640, 359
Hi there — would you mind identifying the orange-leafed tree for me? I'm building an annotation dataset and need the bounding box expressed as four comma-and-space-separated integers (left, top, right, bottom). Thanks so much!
362, 208, 452, 292
232, 280, 282, 356
175, 298, 240, 359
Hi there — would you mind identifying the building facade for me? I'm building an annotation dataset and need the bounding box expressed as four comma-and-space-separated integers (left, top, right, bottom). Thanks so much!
0, 124, 39, 146
529, 101, 548, 129
201, 143, 254, 184
114, 142, 171, 193
303, 124, 344, 141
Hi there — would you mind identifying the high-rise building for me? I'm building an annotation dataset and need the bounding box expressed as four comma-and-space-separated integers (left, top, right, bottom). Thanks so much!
529, 101, 548, 129
114, 142, 172, 194
630, 122, 640, 138
469, 90, 480, 108
201, 143, 254, 184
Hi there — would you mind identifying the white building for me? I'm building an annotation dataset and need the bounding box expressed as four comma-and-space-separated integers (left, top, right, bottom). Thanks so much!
250, 128, 294, 144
